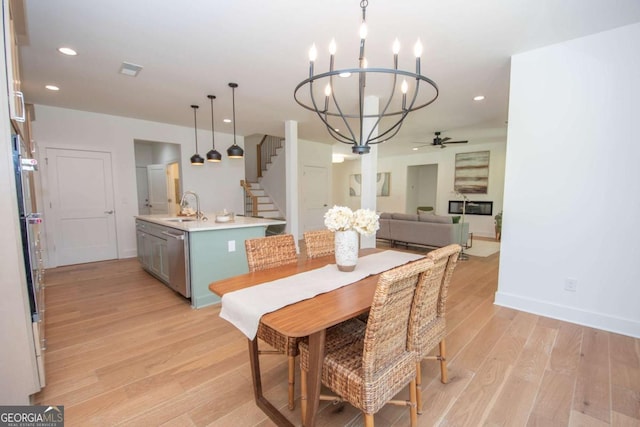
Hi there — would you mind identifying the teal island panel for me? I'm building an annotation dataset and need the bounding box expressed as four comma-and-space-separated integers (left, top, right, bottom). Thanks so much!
189, 226, 266, 308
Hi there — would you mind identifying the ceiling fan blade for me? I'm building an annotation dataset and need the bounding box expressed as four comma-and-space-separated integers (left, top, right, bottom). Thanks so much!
440, 137, 451, 143
410, 143, 432, 148
443, 140, 468, 144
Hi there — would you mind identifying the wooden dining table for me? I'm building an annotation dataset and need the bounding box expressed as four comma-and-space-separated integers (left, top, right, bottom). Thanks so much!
208, 248, 383, 427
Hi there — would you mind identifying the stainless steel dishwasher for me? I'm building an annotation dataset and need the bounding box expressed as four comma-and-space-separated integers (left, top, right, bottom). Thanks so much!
162, 228, 191, 298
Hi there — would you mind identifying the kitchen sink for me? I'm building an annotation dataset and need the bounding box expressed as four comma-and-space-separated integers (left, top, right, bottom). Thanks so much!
164, 218, 196, 223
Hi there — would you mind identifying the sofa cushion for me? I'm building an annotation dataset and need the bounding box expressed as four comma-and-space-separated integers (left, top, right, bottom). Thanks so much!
379, 212, 392, 219
419, 214, 452, 224
392, 213, 419, 221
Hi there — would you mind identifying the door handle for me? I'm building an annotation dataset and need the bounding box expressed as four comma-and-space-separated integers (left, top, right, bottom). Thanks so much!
161, 231, 185, 240
104, 210, 114, 214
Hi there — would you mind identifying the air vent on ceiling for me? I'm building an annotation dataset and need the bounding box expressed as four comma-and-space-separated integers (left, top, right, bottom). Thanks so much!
119, 62, 143, 77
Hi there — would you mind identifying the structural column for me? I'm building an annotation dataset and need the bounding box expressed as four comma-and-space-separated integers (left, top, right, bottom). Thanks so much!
284, 120, 300, 248
360, 96, 378, 249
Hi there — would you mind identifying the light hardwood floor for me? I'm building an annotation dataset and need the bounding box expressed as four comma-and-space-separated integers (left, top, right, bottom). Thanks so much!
34, 244, 640, 426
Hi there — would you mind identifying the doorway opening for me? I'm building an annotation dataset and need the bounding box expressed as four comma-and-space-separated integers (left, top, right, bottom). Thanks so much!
406, 164, 438, 214
134, 140, 182, 215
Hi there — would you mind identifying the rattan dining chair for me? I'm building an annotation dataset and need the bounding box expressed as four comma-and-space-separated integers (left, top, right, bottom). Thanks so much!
299, 258, 435, 426
303, 229, 335, 259
407, 244, 461, 414
244, 233, 300, 410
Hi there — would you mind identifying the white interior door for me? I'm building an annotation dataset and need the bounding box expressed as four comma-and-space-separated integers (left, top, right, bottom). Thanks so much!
302, 165, 329, 232
46, 148, 117, 266
147, 164, 169, 215
166, 162, 180, 215
136, 166, 150, 214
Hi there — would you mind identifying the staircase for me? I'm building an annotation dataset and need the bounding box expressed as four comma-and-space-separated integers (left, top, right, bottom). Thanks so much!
241, 181, 282, 218
257, 135, 284, 178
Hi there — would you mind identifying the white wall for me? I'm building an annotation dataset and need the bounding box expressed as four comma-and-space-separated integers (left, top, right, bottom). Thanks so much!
32, 105, 244, 263
332, 142, 506, 238
244, 134, 262, 183
495, 23, 640, 338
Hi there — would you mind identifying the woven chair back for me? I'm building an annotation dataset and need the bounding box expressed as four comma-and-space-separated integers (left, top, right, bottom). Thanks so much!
427, 244, 461, 317
407, 244, 461, 351
303, 229, 335, 259
245, 234, 298, 272
362, 257, 434, 378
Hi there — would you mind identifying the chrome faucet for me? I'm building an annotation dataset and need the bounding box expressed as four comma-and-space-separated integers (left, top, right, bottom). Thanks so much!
180, 190, 207, 221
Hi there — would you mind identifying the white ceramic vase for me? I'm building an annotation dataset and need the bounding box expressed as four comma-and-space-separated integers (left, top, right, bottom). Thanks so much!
335, 229, 359, 272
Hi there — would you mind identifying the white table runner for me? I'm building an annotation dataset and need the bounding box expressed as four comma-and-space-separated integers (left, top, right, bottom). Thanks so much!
220, 250, 424, 339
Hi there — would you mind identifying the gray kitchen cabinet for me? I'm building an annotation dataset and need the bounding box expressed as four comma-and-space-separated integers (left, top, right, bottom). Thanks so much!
136, 220, 169, 284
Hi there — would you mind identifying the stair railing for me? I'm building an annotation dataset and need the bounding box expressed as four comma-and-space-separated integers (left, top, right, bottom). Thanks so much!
257, 135, 284, 178
240, 180, 259, 217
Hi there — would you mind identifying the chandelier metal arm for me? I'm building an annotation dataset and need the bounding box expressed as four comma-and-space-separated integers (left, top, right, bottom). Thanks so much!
363, 69, 399, 146
329, 77, 359, 144
308, 79, 358, 145
294, 68, 439, 117
369, 76, 422, 144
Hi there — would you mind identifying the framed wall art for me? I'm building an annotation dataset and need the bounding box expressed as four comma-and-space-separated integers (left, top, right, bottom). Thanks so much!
454, 151, 490, 194
349, 172, 391, 197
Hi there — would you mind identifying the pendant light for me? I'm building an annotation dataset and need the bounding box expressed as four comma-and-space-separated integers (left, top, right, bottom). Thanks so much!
190, 105, 204, 165
226, 82, 244, 158
206, 95, 222, 162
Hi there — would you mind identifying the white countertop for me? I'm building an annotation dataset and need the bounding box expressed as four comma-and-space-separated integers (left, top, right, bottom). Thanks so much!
135, 214, 286, 232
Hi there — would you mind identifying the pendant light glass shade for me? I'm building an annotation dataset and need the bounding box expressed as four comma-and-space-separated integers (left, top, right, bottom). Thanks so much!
190, 105, 204, 165
206, 94, 222, 162
226, 82, 244, 158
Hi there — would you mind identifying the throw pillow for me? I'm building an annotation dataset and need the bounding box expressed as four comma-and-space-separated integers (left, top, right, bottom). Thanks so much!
416, 206, 434, 214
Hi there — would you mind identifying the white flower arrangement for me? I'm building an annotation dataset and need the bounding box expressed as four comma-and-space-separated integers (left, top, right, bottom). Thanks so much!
324, 205, 380, 236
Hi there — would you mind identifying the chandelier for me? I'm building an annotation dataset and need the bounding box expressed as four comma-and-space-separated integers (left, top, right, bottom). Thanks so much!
294, 0, 439, 155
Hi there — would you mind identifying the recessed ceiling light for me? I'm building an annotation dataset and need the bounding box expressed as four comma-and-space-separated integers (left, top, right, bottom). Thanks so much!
45, 85, 60, 91
412, 147, 418, 151
58, 47, 77, 56
223, 119, 232, 123
119, 62, 143, 77
473, 95, 485, 101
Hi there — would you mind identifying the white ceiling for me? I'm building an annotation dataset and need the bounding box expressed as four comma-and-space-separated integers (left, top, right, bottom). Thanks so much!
17, 0, 640, 158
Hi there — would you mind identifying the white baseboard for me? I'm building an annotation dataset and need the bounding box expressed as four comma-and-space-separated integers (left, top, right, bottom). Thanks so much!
119, 248, 138, 259
494, 291, 640, 339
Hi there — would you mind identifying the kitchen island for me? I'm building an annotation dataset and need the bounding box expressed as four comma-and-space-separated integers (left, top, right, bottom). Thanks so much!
135, 214, 286, 308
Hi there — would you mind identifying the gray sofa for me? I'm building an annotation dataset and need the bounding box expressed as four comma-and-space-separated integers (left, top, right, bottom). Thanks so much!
377, 212, 469, 248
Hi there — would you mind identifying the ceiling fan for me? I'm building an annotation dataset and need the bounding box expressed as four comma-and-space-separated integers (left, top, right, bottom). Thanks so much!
413, 131, 469, 149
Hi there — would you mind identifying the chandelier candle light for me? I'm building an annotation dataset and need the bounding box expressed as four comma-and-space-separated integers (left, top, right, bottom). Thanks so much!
294, 0, 439, 155
324, 205, 379, 271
